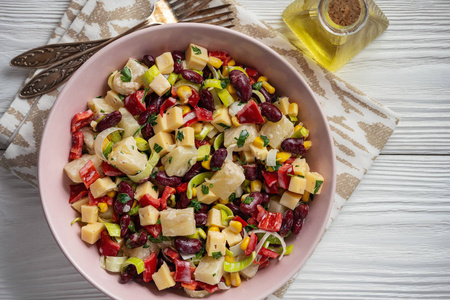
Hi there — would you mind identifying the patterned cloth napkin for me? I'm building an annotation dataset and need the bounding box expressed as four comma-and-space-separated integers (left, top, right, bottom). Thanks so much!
0, 0, 398, 298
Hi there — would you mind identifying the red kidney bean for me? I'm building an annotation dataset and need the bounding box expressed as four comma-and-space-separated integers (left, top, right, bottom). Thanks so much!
181, 69, 203, 84
126, 231, 148, 248
281, 138, 307, 156
261, 193, 270, 205
182, 162, 203, 182
138, 105, 158, 125
176, 192, 190, 209
171, 50, 185, 61
171, 51, 185, 74
279, 210, 294, 237
96, 111, 122, 132
143, 55, 155, 68
259, 102, 282, 122
156, 171, 182, 187
294, 203, 309, 220
210, 148, 227, 171
203, 67, 212, 79
199, 203, 209, 212
292, 216, 303, 234
194, 212, 208, 226
119, 181, 134, 199
240, 192, 263, 215
148, 93, 164, 111
198, 89, 215, 112
157, 256, 164, 269
120, 214, 132, 238
120, 265, 137, 284
259, 86, 276, 103
141, 123, 154, 140
243, 164, 258, 181
174, 237, 203, 255
226, 203, 240, 215
230, 70, 252, 101
114, 198, 132, 215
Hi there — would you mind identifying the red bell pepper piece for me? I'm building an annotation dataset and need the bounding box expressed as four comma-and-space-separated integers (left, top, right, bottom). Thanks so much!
139, 194, 160, 209
236, 100, 265, 124
79, 160, 100, 188
183, 110, 198, 127
160, 186, 176, 210
181, 281, 198, 291
256, 205, 282, 232
69, 183, 88, 204
71, 109, 93, 133
264, 181, 279, 194
194, 139, 209, 148
247, 217, 257, 225
101, 161, 125, 177
245, 67, 259, 79
124, 89, 146, 116
254, 255, 270, 265
143, 224, 162, 238
96, 230, 120, 256
174, 259, 192, 283
171, 85, 177, 97
209, 50, 232, 67
245, 232, 258, 256
69, 130, 84, 161
163, 247, 180, 262
188, 89, 200, 107
258, 257, 270, 269
194, 106, 213, 121
261, 170, 278, 187
142, 252, 158, 282
259, 247, 279, 259
277, 164, 294, 189
112, 211, 119, 223
88, 191, 113, 206
197, 281, 220, 293
176, 182, 189, 194
285, 157, 296, 164
160, 97, 177, 116
232, 215, 248, 227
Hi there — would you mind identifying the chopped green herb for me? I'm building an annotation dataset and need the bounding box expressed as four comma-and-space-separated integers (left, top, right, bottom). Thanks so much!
118, 193, 132, 204
287, 173, 297, 177
128, 222, 136, 233
201, 185, 209, 195
212, 252, 223, 259
252, 81, 263, 91
152, 185, 158, 193
118, 94, 125, 101
143, 244, 150, 248
314, 180, 323, 194
221, 80, 227, 89
242, 196, 253, 205
213, 273, 216, 277
153, 143, 163, 153
169, 156, 173, 164
218, 123, 231, 130
235, 129, 249, 148
245, 224, 258, 232
151, 169, 158, 179
120, 66, 132, 82
228, 193, 236, 202
149, 234, 169, 244
236, 155, 247, 165
177, 58, 182, 64
133, 113, 157, 137
237, 102, 244, 106
192, 46, 202, 55
132, 145, 135, 150
128, 204, 141, 216
100, 109, 105, 113
295, 165, 299, 167
120, 151, 124, 154
156, 218, 161, 224
195, 244, 206, 259
209, 183, 213, 188
142, 88, 149, 103
203, 155, 210, 162
96, 95, 102, 98
176, 130, 185, 142
189, 199, 202, 212
260, 135, 270, 147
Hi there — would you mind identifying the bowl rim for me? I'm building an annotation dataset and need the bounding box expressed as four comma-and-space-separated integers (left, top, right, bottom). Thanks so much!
38, 23, 336, 299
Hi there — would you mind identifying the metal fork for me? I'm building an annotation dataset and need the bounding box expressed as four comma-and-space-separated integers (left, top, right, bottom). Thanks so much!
13, 0, 234, 98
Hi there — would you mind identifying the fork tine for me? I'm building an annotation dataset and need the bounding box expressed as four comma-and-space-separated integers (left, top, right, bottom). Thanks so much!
208, 18, 235, 26
172, 0, 211, 20
185, 4, 232, 19
184, 11, 234, 24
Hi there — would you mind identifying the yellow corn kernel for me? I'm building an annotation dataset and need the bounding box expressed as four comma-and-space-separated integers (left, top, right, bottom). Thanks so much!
191, 187, 197, 198
208, 56, 223, 69
132, 200, 138, 208
201, 156, 211, 170
228, 60, 236, 66
230, 272, 241, 287
224, 273, 231, 286
222, 67, 229, 77
253, 136, 265, 149
257, 76, 268, 82
208, 226, 220, 232
304, 140, 312, 150
159, 166, 165, 171
225, 255, 234, 263
101, 138, 110, 151
276, 152, 291, 163
191, 122, 203, 134
106, 191, 116, 198
294, 124, 303, 133
262, 81, 275, 94
250, 180, 262, 193
231, 116, 240, 127
98, 203, 108, 213
288, 103, 299, 116
226, 83, 236, 95
241, 236, 250, 250
179, 105, 191, 115
177, 85, 192, 104
229, 220, 243, 234
219, 198, 229, 204
302, 191, 310, 203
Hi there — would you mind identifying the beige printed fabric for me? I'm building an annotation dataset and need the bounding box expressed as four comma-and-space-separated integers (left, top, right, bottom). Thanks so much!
0, 0, 398, 298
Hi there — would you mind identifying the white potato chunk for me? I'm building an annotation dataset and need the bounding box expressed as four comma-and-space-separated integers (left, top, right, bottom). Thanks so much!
87, 97, 115, 115
107, 137, 148, 175
117, 107, 141, 138
259, 115, 294, 149
104, 90, 125, 110
209, 161, 245, 200
194, 255, 225, 285
79, 127, 95, 154
64, 154, 102, 183
161, 146, 198, 177
224, 124, 258, 151
160, 208, 196, 237
139, 205, 160, 226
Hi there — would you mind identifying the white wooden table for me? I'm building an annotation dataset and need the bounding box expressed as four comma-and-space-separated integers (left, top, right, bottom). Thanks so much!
1, 1, 449, 299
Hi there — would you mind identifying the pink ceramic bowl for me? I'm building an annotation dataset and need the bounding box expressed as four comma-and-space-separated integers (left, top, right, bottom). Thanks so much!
39, 23, 335, 300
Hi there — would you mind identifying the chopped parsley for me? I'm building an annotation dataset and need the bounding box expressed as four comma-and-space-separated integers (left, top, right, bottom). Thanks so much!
142, 88, 149, 103
252, 81, 263, 91
169, 156, 173, 164
245, 224, 258, 232
118, 94, 125, 101
235, 129, 249, 148
128, 204, 141, 216
192, 46, 202, 55
189, 199, 202, 212
218, 123, 231, 130
201, 185, 209, 195
212, 252, 223, 259
213, 273, 216, 277
100, 109, 105, 113
176, 130, 185, 142
203, 155, 210, 162
177, 58, 182, 64
128, 222, 136, 233
152, 185, 158, 193
260, 135, 270, 147
120, 66, 132, 82
237, 102, 244, 106
132, 145, 135, 150
153, 143, 163, 153
151, 169, 158, 179
242, 196, 253, 205
228, 192, 236, 202
118, 193, 132, 204
221, 80, 228, 89
149, 234, 169, 244
195, 244, 206, 259
133, 113, 157, 136
143, 244, 150, 248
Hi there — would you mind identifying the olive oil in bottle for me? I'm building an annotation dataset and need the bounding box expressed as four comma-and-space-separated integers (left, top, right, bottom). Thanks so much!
282, 0, 389, 72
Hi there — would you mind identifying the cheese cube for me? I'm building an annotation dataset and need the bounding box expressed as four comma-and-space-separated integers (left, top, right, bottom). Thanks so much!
152, 262, 176, 290
194, 255, 225, 285
305, 172, 324, 194
81, 222, 105, 244
276, 97, 290, 115
206, 230, 226, 256
292, 158, 310, 177
149, 73, 171, 96
139, 205, 160, 226
104, 90, 124, 110
71, 196, 89, 213
89, 177, 117, 198
222, 227, 243, 247
148, 131, 175, 156
279, 191, 302, 210
242, 151, 256, 164
288, 176, 307, 194
267, 199, 288, 214
196, 184, 219, 205
166, 106, 184, 131
206, 208, 225, 229
153, 114, 169, 134
135, 181, 158, 201
211, 107, 232, 132
249, 144, 268, 161
160, 208, 196, 236
155, 52, 174, 74
81, 205, 99, 223
259, 115, 294, 149
175, 127, 195, 147
117, 107, 141, 138
161, 146, 198, 177
185, 43, 209, 71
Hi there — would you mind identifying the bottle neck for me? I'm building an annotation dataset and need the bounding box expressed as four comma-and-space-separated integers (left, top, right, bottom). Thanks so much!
318, 0, 368, 36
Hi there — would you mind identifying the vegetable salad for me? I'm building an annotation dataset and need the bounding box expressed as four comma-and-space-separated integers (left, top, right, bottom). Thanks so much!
65, 42, 324, 297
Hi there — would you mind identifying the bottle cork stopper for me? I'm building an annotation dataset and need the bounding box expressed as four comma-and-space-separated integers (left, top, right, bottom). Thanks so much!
328, 0, 362, 26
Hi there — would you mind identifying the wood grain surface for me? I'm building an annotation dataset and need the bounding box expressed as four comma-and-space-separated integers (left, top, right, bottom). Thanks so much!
0, 0, 449, 299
